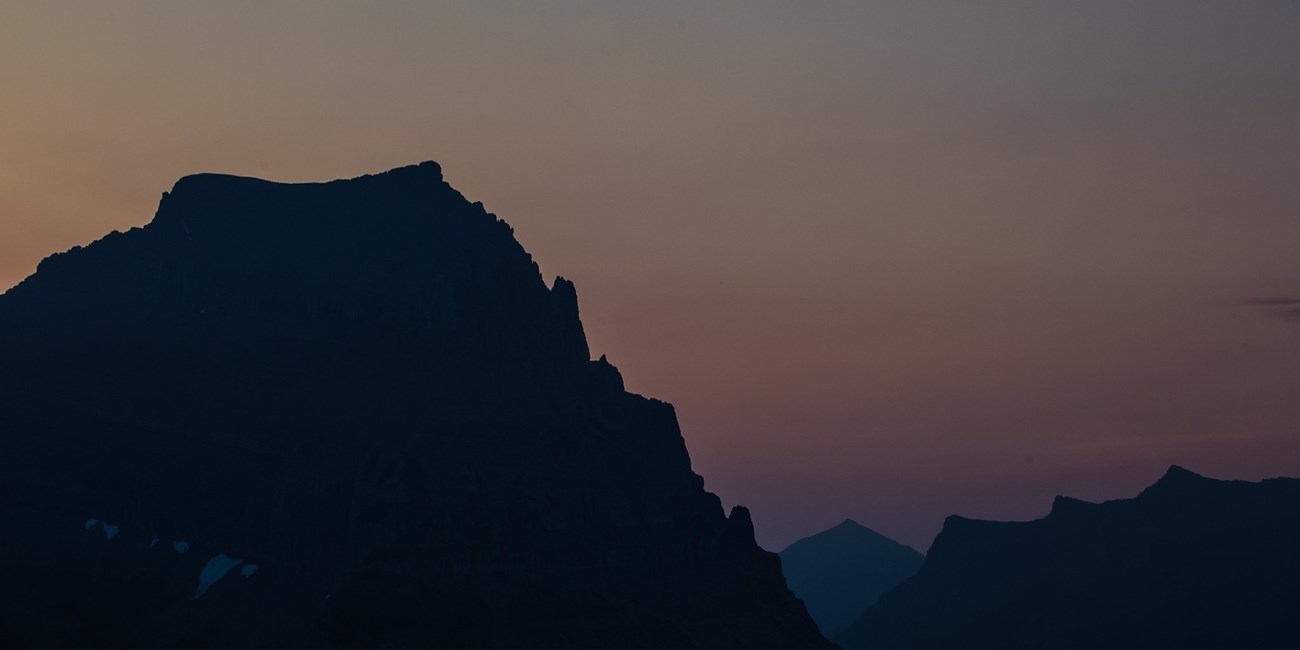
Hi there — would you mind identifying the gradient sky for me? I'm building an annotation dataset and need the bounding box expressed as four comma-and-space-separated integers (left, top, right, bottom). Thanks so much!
3, 1, 1299, 551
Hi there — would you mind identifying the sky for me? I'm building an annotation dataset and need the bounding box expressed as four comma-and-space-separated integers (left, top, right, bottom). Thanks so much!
3, 0, 1299, 551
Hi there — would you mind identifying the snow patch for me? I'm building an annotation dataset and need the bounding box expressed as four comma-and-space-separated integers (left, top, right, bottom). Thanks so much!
173, 541, 190, 553
84, 518, 99, 529
239, 564, 258, 577
194, 553, 243, 599
101, 522, 119, 540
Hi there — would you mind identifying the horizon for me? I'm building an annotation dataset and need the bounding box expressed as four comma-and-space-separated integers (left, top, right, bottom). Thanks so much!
4, 1, 1299, 552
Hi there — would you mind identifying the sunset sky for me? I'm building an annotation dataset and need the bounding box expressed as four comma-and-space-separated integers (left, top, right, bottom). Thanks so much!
3, 1, 1299, 550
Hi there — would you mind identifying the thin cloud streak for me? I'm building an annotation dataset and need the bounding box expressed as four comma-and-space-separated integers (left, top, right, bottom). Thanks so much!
1242, 297, 1300, 322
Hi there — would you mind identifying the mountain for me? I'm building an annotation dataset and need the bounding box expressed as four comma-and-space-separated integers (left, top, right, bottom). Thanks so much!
0, 162, 832, 649
837, 466, 1300, 650
779, 519, 924, 637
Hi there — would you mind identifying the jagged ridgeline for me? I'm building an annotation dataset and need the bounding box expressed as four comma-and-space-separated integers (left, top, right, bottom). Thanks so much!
837, 467, 1300, 650
0, 163, 831, 649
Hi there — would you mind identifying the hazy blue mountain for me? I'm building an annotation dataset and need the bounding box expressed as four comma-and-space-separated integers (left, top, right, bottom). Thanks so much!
838, 466, 1300, 650
780, 519, 924, 637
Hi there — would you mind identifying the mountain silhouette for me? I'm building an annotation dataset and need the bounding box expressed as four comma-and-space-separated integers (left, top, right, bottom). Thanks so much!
0, 162, 832, 649
837, 466, 1300, 650
780, 519, 924, 638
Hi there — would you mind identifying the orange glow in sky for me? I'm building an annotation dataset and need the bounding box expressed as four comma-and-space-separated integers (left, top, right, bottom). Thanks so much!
3, 1, 1299, 549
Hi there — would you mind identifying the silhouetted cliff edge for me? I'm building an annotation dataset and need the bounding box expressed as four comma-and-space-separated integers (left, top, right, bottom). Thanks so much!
0, 162, 831, 649
837, 466, 1300, 650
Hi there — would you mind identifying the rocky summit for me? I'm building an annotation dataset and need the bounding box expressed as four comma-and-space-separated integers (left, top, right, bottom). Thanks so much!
0, 163, 831, 649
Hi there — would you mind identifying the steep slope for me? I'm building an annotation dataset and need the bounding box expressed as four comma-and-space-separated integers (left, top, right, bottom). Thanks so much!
0, 162, 832, 649
780, 519, 924, 637
838, 466, 1300, 650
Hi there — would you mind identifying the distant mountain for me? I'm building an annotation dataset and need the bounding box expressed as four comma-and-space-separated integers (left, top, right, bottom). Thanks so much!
0, 162, 832, 649
837, 466, 1300, 650
780, 519, 924, 637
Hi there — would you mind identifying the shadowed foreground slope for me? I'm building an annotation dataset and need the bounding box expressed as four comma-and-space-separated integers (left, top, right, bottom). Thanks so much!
838, 466, 1300, 650
0, 162, 831, 649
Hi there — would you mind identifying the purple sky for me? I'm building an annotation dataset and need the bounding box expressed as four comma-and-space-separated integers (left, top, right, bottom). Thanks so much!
3, 1, 1299, 550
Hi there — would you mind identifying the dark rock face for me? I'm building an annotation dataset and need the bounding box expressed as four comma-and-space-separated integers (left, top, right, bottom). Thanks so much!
0, 163, 831, 649
837, 466, 1300, 650
779, 519, 923, 638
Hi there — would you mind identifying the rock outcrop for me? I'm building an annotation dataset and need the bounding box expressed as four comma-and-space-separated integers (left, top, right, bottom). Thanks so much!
780, 519, 923, 638
837, 466, 1300, 650
0, 162, 832, 649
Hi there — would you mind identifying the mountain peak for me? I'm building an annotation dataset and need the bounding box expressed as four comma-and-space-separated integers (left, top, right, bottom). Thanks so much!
1049, 495, 1097, 516
346, 159, 445, 185
165, 160, 445, 204
838, 467, 1300, 649
780, 518, 925, 637
1136, 464, 1214, 500
0, 162, 833, 648
1160, 464, 1204, 482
